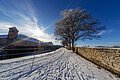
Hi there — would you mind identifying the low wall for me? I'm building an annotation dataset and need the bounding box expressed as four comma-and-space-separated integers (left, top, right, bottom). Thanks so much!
75, 47, 120, 75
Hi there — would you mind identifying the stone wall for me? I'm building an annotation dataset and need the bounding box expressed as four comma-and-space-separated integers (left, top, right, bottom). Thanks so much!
75, 47, 120, 75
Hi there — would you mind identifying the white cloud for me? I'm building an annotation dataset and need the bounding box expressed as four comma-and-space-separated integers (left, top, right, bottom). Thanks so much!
0, 0, 60, 45
97, 29, 114, 36
97, 30, 106, 35
107, 29, 114, 33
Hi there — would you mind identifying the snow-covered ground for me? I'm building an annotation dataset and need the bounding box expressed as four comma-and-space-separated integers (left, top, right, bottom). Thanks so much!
0, 48, 119, 80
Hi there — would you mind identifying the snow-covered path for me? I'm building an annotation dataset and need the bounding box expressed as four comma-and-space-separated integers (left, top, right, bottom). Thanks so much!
0, 48, 119, 80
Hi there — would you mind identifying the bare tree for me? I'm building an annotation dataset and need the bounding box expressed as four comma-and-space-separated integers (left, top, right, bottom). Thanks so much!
55, 9, 105, 52
61, 39, 68, 47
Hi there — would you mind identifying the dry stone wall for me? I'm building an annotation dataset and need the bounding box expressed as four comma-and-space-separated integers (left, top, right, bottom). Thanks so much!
75, 47, 120, 75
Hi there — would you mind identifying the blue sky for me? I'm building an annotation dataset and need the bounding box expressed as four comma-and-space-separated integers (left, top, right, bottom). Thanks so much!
0, 0, 120, 46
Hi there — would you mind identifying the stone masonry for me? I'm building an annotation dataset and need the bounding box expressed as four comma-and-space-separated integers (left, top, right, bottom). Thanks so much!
75, 47, 120, 75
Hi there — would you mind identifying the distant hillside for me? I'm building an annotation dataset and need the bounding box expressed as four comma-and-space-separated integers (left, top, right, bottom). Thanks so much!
0, 34, 42, 47
17, 34, 41, 43
0, 34, 40, 42
0, 34, 54, 47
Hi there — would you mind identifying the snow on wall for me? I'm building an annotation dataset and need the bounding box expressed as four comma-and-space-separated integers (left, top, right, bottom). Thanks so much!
75, 47, 120, 76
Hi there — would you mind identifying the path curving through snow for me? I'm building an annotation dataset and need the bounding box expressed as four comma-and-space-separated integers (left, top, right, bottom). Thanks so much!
0, 48, 119, 80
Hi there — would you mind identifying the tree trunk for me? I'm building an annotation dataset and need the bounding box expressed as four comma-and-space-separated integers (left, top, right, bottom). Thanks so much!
67, 43, 71, 50
71, 42, 75, 52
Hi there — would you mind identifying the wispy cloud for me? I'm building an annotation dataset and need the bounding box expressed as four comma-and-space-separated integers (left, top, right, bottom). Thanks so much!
97, 29, 114, 36
97, 30, 106, 35
107, 29, 114, 33
0, 0, 59, 44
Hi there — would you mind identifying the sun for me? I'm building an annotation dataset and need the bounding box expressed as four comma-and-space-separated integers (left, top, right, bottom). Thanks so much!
33, 28, 44, 37
26, 26, 47, 41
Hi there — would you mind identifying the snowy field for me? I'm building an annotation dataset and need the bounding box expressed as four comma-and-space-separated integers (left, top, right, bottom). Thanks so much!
0, 48, 119, 80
